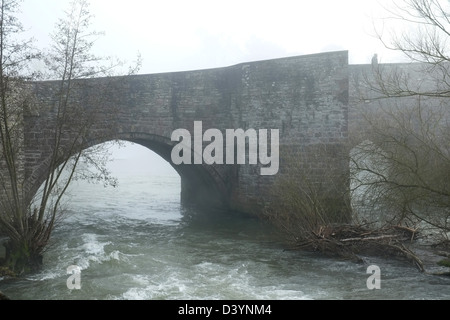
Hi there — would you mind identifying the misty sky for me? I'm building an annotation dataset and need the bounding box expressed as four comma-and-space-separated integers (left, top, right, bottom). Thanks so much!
17, 0, 411, 176
20, 0, 408, 74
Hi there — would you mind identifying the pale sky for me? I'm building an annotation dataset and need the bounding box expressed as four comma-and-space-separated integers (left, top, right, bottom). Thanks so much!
19, 0, 409, 75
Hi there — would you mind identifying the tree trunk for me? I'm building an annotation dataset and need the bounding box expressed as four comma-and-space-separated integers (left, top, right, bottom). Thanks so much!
3, 240, 43, 275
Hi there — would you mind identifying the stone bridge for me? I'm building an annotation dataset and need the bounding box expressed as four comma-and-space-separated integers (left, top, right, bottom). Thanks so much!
23, 51, 351, 217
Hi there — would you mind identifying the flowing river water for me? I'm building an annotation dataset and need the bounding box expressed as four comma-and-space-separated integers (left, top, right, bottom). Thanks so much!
1, 144, 449, 300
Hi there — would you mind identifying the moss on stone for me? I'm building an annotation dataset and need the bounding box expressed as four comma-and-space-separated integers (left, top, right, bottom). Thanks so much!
437, 259, 450, 268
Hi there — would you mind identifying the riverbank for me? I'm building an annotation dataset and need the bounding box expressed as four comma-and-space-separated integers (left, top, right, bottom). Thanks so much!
412, 241, 450, 276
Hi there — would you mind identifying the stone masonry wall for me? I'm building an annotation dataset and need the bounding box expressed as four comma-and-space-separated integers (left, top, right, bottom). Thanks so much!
22, 51, 350, 217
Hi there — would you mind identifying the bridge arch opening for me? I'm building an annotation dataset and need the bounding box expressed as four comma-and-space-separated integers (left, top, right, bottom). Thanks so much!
29, 134, 230, 214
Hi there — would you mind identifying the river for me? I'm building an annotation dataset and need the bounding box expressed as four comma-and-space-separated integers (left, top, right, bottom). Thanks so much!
1, 144, 449, 300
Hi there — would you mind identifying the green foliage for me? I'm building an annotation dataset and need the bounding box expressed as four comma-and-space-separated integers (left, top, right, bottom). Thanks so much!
437, 259, 450, 268
0, 266, 16, 278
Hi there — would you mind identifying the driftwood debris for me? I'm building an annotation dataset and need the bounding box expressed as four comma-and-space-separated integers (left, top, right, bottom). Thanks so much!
292, 224, 425, 271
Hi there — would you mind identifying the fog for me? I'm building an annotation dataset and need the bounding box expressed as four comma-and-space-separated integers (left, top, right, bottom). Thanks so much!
19, 0, 408, 76
17, 0, 412, 174
105, 142, 178, 177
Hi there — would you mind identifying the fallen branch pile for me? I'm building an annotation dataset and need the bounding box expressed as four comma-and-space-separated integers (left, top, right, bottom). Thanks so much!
291, 224, 425, 271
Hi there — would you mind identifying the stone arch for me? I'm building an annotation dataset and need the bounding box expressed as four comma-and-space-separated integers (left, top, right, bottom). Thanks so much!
26, 132, 230, 211
23, 51, 352, 218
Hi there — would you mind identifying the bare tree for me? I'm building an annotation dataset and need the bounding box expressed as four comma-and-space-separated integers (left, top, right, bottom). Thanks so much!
350, 0, 450, 244
0, 0, 138, 274
265, 143, 426, 266
350, 101, 450, 236
0, 0, 42, 273
372, 0, 450, 98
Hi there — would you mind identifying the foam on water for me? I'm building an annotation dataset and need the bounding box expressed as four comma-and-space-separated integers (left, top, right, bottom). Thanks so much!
2, 167, 450, 300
